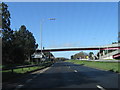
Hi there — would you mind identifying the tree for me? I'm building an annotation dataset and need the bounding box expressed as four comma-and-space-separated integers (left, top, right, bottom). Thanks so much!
1, 2, 11, 31
55, 57, 68, 61
43, 51, 54, 62
13, 25, 38, 63
44, 52, 54, 57
0, 3, 2, 29
71, 55, 74, 59
1, 3, 38, 64
1, 2, 14, 64
89, 52, 94, 60
112, 42, 117, 44
72, 51, 88, 59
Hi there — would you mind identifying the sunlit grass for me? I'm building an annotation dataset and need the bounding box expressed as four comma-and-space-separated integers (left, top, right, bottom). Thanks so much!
2, 62, 53, 82
66, 60, 120, 73
13, 66, 43, 73
2, 64, 51, 73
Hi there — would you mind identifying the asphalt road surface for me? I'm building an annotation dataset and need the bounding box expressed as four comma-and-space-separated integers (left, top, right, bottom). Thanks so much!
15, 61, 119, 89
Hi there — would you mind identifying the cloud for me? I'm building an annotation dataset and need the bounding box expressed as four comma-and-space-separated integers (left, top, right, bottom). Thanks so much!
47, 42, 79, 49
61, 43, 76, 47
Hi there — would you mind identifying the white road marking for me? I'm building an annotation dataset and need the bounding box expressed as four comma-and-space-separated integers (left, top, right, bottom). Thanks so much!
15, 84, 24, 90
15, 67, 51, 89
26, 79, 32, 83
96, 85, 105, 90
74, 70, 77, 72
33, 75, 37, 78
39, 67, 51, 74
31, 67, 51, 75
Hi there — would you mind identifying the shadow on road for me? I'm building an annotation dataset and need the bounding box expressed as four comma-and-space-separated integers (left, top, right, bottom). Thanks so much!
2, 62, 119, 89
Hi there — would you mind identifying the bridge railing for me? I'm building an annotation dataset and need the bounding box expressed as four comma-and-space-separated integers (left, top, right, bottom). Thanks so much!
100, 49, 120, 59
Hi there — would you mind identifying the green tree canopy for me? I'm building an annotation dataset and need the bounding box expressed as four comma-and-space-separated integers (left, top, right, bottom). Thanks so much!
89, 52, 94, 60
1, 2, 14, 64
71, 52, 88, 59
13, 25, 38, 63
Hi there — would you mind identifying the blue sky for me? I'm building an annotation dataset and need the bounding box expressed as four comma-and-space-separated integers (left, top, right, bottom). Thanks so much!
6, 2, 118, 58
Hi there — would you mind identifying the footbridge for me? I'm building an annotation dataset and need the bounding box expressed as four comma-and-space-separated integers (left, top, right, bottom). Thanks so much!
34, 43, 120, 59
37, 43, 120, 52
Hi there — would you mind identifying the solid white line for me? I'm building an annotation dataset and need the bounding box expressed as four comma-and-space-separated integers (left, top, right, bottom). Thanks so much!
96, 85, 105, 90
15, 67, 51, 90
31, 66, 51, 75
39, 67, 51, 74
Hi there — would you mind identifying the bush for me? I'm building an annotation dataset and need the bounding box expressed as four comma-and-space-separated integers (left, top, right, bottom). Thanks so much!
23, 61, 31, 65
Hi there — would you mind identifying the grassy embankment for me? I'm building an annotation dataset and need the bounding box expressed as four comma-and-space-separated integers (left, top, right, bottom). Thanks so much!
65, 60, 120, 73
2, 61, 53, 82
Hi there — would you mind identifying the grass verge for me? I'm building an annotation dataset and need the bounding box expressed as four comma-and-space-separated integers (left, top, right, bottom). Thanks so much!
65, 60, 120, 73
2, 62, 53, 82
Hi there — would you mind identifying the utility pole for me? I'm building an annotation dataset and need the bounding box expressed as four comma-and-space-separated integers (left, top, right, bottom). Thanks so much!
40, 18, 56, 63
40, 19, 44, 60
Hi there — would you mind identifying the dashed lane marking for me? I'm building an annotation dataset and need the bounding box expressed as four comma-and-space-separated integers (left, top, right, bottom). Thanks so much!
33, 75, 37, 78
15, 84, 24, 90
74, 70, 77, 72
15, 67, 51, 90
26, 79, 32, 83
96, 85, 106, 90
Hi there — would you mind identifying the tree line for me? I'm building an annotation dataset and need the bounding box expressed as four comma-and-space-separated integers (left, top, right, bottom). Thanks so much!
1, 2, 38, 65
71, 51, 95, 60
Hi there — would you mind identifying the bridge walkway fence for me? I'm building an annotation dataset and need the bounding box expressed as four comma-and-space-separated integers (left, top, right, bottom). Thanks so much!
100, 49, 120, 59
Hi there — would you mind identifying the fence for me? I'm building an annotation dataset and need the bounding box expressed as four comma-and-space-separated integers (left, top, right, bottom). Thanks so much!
1, 62, 52, 73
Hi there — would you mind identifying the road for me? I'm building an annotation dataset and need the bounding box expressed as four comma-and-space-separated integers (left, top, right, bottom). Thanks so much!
15, 61, 119, 89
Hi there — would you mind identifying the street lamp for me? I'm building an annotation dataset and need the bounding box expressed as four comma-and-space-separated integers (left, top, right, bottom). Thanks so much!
40, 19, 44, 59
40, 18, 56, 61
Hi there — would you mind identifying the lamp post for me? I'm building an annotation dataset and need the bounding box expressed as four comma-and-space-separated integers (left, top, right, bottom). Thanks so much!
40, 19, 43, 60
40, 18, 56, 62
